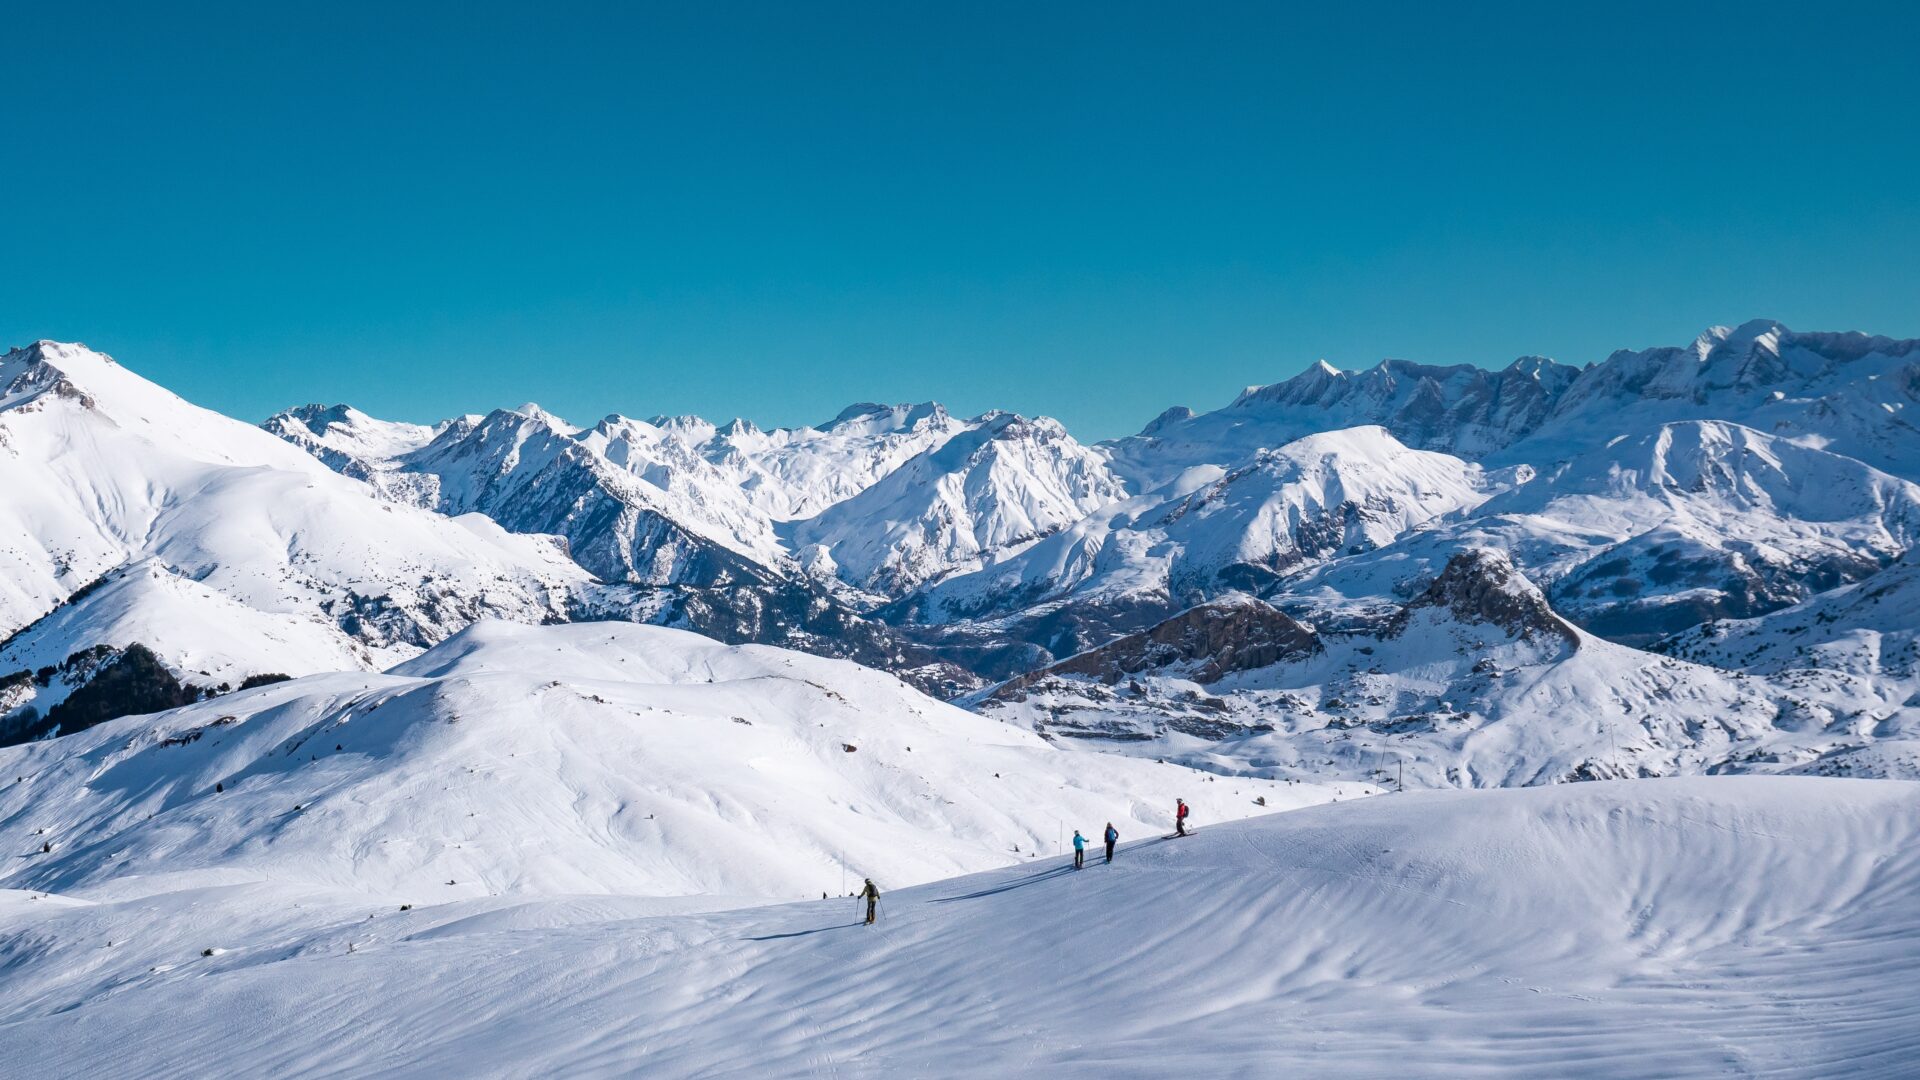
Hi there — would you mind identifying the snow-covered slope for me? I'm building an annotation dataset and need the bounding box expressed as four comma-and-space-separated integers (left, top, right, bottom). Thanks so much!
787, 413, 1129, 595
3, 778, 1915, 1077
0, 620, 1335, 903
1648, 550, 1920, 780
915, 426, 1488, 624
0, 343, 587, 728
984, 549, 1917, 787
1661, 548, 1920, 680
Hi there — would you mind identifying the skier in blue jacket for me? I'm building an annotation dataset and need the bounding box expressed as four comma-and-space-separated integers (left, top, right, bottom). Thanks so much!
1072, 830, 1087, 870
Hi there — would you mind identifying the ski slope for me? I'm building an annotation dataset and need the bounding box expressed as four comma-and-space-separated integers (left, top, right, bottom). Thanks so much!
1, 777, 1914, 1077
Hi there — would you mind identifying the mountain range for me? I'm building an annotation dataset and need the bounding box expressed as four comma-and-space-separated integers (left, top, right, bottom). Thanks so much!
5, 319, 1920, 784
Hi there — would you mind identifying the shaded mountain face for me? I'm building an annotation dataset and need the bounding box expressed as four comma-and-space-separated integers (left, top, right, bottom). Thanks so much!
1655, 547, 1920, 680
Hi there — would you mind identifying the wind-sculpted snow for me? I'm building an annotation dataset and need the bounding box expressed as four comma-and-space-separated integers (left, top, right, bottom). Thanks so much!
2, 778, 1915, 1077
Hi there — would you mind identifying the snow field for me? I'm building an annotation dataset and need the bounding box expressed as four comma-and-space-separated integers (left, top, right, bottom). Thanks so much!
1, 778, 1914, 1077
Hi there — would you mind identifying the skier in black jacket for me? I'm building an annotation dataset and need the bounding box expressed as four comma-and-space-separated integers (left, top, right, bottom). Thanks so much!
858, 878, 880, 925
1103, 822, 1118, 863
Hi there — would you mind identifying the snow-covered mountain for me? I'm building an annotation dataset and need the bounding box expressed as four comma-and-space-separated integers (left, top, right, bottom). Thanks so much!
256, 319, 1920, 667
1290, 420, 1920, 642
1648, 549, 1920, 780
980, 549, 1918, 787
908, 426, 1487, 632
1661, 547, 1920, 680
9, 325, 1920, 1076
675, 400, 971, 520
262, 399, 1111, 600
6, 777, 1915, 1077
0, 343, 588, 737
13, 319, 1920, 759
1108, 355, 1580, 488
261, 402, 442, 481
396, 405, 790, 586
1108, 319, 1920, 487
786, 412, 1128, 596
1521, 319, 1920, 480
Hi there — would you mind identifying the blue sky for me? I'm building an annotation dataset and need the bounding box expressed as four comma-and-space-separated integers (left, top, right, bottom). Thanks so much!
6, 2, 1917, 439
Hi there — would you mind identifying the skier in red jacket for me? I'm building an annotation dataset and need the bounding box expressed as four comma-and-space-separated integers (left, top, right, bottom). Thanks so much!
1175, 799, 1190, 837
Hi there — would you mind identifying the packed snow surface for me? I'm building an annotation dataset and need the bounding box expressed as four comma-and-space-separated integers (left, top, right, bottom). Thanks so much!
1, 777, 1914, 1077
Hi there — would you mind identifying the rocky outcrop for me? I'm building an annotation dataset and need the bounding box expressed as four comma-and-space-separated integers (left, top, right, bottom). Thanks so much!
1391, 548, 1580, 646
990, 596, 1320, 700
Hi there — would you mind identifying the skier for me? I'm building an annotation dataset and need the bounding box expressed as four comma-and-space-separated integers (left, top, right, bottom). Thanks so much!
41, 840, 50, 854
1175, 798, 1190, 837
1103, 821, 1118, 863
1072, 830, 1086, 869
858, 878, 880, 925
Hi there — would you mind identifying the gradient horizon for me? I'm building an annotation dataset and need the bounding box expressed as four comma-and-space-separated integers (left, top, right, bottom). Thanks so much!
6, 2, 1917, 438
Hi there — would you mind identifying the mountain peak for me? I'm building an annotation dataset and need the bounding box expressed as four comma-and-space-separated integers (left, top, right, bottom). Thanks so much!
824, 401, 951, 435
1692, 318, 1789, 360
1138, 405, 1194, 437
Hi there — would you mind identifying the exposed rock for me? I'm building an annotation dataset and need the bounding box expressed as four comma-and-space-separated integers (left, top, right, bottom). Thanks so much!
992, 596, 1320, 700
1390, 548, 1579, 646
